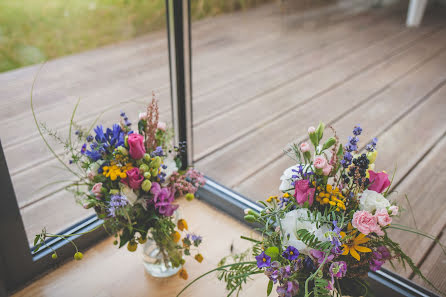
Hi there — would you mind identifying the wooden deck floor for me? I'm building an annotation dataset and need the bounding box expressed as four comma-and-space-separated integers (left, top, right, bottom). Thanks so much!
1, 0, 446, 293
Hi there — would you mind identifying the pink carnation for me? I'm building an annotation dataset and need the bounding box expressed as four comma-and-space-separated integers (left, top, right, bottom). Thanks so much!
314, 156, 327, 169
322, 164, 333, 176
294, 179, 315, 206
389, 205, 399, 216
352, 210, 381, 235
375, 209, 392, 226
91, 183, 102, 199
300, 142, 310, 153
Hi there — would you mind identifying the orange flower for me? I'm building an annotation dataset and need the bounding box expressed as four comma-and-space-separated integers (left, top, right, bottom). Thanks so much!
195, 253, 204, 263
177, 219, 188, 231
179, 268, 188, 280
340, 223, 371, 261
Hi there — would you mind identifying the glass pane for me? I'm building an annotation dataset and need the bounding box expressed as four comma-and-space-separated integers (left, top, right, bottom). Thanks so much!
0, 0, 171, 245
191, 0, 446, 293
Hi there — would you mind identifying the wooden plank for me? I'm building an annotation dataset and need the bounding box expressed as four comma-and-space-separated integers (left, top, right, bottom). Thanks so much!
193, 14, 443, 162
192, 5, 405, 127
197, 27, 446, 197
13, 199, 266, 297
0, 0, 387, 146
411, 226, 446, 292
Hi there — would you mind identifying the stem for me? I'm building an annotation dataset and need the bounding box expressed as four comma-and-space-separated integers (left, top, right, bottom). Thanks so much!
240, 236, 261, 244
176, 261, 257, 297
68, 98, 80, 149
30, 64, 82, 179
305, 253, 330, 297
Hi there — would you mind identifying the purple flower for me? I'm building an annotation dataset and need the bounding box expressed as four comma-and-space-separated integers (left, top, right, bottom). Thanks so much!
366, 137, 378, 152
369, 246, 391, 271
277, 281, 299, 297
310, 249, 334, 265
255, 252, 271, 268
150, 182, 178, 216
265, 261, 281, 283
108, 195, 128, 217
353, 125, 362, 136
329, 261, 347, 278
151, 146, 165, 157
86, 135, 93, 142
303, 256, 316, 272
282, 246, 299, 261
81, 143, 87, 154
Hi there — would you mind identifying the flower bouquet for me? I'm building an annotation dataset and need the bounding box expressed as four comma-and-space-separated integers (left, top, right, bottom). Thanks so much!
179, 123, 444, 296
32, 96, 205, 279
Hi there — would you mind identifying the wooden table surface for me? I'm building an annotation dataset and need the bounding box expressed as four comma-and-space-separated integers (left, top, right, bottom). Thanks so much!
12, 198, 267, 297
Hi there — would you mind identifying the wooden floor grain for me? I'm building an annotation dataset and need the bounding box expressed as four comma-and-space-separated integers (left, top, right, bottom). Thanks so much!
12, 199, 266, 297
1, 0, 446, 294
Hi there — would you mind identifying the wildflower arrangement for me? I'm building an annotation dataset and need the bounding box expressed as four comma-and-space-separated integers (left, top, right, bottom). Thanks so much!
179, 123, 445, 296
32, 96, 205, 278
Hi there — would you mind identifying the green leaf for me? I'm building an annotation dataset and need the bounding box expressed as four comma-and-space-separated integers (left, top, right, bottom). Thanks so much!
265, 246, 279, 260
321, 137, 336, 151
337, 145, 344, 158
267, 279, 273, 296
33, 234, 40, 247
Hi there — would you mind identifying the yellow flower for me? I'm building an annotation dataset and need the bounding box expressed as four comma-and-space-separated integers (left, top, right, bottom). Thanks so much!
172, 231, 181, 243
177, 219, 188, 231
195, 253, 204, 263
340, 224, 371, 261
266, 195, 279, 203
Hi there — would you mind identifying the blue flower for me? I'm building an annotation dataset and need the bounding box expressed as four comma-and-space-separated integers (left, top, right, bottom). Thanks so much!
255, 251, 271, 268
86, 135, 93, 142
366, 137, 378, 152
282, 246, 299, 260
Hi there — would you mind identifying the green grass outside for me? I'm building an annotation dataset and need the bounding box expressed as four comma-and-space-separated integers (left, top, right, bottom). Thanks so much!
0, 0, 272, 73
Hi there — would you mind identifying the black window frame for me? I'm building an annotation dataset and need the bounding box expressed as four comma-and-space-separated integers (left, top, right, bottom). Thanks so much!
0, 1, 440, 296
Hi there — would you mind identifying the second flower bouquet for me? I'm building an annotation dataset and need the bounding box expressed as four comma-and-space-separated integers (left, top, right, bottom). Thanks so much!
32, 96, 205, 279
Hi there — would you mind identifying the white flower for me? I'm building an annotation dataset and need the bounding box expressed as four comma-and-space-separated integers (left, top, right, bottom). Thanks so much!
280, 208, 330, 255
162, 158, 178, 185
279, 164, 313, 194
87, 160, 104, 179
120, 184, 138, 205
359, 190, 390, 213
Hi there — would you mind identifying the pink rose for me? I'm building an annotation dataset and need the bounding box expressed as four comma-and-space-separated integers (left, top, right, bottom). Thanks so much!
308, 126, 316, 134
322, 164, 333, 176
128, 133, 146, 160
389, 205, 398, 216
91, 183, 102, 199
124, 168, 144, 189
157, 121, 167, 131
294, 179, 315, 206
314, 156, 327, 169
375, 209, 392, 226
300, 142, 310, 153
352, 210, 380, 235
368, 170, 390, 193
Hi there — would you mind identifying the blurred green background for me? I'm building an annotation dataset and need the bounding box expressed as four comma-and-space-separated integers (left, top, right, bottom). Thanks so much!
0, 0, 271, 73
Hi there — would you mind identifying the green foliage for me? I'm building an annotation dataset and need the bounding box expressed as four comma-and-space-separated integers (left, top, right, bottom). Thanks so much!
313, 277, 330, 297
295, 229, 332, 252
267, 280, 273, 296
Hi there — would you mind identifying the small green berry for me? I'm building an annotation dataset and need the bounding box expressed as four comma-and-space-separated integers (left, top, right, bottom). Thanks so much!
113, 240, 118, 245
127, 241, 138, 252
51, 253, 58, 259
185, 193, 194, 201
74, 252, 83, 260
143, 171, 151, 179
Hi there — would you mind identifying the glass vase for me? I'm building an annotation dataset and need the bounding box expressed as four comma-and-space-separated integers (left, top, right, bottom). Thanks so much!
142, 239, 181, 278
